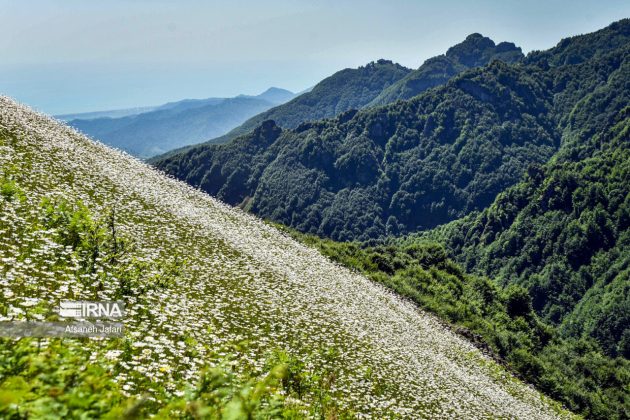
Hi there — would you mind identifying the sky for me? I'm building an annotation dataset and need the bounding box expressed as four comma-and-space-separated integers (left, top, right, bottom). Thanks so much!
1, 0, 629, 115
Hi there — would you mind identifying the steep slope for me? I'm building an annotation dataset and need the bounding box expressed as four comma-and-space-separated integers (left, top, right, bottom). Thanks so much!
423, 96, 630, 420
0, 97, 571, 418
204, 59, 411, 145
67, 88, 295, 158
428, 26, 630, 335
369, 33, 523, 106
153, 20, 629, 243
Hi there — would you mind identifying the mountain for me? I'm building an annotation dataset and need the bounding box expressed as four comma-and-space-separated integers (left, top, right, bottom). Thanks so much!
422, 109, 630, 419
153, 22, 628, 244
0, 96, 569, 418
193, 35, 522, 149
415, 97, 628, 418
368, 33, 523, 106
239, 86, 296, 103
65, 88, 295, 158
155, 61, 559, 241
203, 59, 411, 145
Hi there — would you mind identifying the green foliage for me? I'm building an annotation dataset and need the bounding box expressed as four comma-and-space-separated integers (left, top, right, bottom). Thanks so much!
431, 110, 629, 352
0, 336, 352, 419
419, 67, 630, 419
0, 339, 127, 418
0, 167, 25, 203
505, 285, 534, 318
0, 180, 21, 202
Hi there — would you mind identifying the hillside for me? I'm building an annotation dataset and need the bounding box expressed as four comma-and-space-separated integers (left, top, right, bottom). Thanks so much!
66, 88, 295, 158
153, 20, 629, 243
368, 33, 523, 106
0, 96, 572, 417
424, 20, 630, 352
201, 60, 411, 145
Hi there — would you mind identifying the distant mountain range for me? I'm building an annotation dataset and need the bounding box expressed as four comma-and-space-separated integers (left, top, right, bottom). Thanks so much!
62, 87, 295, 158
56, 106, 160, 121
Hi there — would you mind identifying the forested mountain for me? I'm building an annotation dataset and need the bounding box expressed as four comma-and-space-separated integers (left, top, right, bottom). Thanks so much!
154, 21, 630, 243
284, 20, 630, 419
196, 34, 522, 147
368, 33, 523, 106
155, 61, 559, 241
203, 60, 411, 145
0, 96, 568, 418
407, 46, 629, 417
66, 88, 295, 158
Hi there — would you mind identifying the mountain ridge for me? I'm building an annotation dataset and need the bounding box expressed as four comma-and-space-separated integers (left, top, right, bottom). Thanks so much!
201, 59, 412, 146
192, 34, 523, 149
368, 32, 523, 106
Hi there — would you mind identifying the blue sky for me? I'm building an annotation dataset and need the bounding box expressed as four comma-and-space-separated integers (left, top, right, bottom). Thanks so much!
1, 0, 629, 115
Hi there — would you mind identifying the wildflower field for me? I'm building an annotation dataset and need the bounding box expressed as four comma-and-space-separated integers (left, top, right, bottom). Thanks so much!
0, 96, 573, 418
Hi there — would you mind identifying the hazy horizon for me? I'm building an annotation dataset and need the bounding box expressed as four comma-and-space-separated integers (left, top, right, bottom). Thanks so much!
2, 0, 629, 115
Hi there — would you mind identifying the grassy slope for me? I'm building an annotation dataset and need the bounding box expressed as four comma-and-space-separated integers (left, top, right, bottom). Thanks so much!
0, 96, 572, 418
